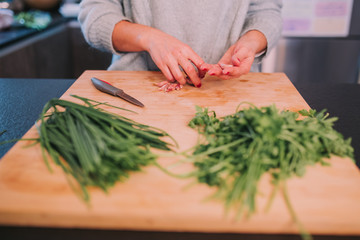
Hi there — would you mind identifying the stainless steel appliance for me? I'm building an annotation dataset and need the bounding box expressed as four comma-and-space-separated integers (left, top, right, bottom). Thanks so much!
263, 0, 360, 84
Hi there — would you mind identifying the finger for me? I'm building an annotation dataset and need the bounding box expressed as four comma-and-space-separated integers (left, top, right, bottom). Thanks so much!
157, 63, 175, 82
185, 52, 206, 79
199, 63, 212, 78
219, 63, 234, 69
224, 57, 253, 77
231, 55, 241, 66
217, 45, 235, 66
189, 60, 206, 79
231, 47, 252, 66
166, 58, 187, 85
186, 50, 205, 71
179, 58, 201, 87
198, 69, 206, 79
221, 66, 233, 76
219, 46, 254, 77
200, 63, 212, 72
218, 63, 234, 76
186, 77, 194, 86
207, 64, 223, 76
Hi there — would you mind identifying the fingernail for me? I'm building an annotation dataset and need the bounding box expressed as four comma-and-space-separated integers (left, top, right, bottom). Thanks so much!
210, 73, 215, 76
225, 72, 230, 75
197, 83, 202, 88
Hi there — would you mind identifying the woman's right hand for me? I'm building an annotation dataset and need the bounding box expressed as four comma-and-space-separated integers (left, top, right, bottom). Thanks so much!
112, 21, 205, 87
144, 28, 205, 88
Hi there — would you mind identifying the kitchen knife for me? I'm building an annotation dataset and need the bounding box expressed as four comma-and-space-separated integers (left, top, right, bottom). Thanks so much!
91, 77, 144, 107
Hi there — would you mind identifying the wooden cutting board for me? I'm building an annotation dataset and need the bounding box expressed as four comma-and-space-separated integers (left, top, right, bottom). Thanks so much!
0, 71, 359, 236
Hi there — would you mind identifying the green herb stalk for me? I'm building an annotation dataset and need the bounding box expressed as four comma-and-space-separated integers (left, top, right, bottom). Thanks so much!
36, 95, 176, 202
182, 104, 354, 239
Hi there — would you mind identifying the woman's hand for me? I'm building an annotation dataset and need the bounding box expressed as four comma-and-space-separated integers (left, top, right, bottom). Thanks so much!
200, 30, 267, 80
112, 21, 205, 87
144, 28, 206, 87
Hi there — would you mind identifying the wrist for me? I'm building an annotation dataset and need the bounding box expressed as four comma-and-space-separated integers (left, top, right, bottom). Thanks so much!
138, 26, 159, 52
238, 30, 267, 55
112, 21, 154, 52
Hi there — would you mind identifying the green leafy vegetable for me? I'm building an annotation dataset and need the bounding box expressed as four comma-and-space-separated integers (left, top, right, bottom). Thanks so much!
183, 103, 353, 240
35, 95, 176, 202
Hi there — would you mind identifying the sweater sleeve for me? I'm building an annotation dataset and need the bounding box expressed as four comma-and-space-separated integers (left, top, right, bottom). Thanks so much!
78, 0, 131, 54
242, 0, 283, 63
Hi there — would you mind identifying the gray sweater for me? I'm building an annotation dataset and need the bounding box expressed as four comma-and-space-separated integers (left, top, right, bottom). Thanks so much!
79, 0, 282, 71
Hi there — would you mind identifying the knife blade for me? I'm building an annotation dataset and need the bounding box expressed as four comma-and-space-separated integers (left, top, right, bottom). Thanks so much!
91, 77, 144, 107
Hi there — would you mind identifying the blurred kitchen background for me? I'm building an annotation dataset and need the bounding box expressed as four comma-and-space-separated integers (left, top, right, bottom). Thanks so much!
263, 0, 360, 84
0, 0, 112, 79
0, 0, 359, 83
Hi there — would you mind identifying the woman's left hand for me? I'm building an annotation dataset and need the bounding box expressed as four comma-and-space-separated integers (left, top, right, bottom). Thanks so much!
200, 30, 267, 80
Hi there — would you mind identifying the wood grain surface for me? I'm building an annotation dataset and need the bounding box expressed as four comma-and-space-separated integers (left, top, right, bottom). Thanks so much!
0, 71, 359, 236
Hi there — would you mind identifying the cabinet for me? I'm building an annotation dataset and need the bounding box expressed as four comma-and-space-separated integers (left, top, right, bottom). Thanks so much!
0, 20, 112, 79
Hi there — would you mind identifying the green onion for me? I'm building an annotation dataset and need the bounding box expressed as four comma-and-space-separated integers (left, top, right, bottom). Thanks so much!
35, 95, 176, 202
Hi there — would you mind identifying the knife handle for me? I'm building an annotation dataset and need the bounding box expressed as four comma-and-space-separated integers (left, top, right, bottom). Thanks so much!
91, 77, 122, 96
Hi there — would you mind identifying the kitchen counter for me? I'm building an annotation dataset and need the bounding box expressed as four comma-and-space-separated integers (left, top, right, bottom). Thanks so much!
0, 14, 69, 49
0, 16, 111, 79
0, 76, 359, 240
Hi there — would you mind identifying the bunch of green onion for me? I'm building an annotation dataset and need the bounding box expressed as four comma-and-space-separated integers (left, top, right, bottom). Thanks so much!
36, 95, 176, 201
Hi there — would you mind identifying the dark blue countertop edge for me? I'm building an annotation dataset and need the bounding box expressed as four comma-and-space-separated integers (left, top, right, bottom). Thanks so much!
1, 226, 359, 240
0, 78, 75, 158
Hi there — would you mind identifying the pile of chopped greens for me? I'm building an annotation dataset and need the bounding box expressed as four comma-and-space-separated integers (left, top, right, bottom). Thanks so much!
35, 95, 175, 201
181, 103, 354, 239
